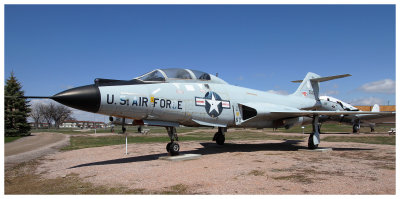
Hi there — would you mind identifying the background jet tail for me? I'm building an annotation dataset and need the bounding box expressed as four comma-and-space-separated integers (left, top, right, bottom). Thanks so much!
371, 104, 380, 112
291, 72, 351, 101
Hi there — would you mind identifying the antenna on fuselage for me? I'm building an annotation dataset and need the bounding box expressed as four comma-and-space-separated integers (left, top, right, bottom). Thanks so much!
215, 73, 218, 77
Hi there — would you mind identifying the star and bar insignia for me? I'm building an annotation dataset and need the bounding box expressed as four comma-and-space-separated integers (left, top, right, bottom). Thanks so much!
195, 91, 230, 117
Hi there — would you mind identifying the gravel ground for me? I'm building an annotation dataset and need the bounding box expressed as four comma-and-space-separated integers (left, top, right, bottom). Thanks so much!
36, 137, 396, 194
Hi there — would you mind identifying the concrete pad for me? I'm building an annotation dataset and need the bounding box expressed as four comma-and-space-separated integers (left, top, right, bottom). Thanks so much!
298, 148, 332, 152
159, 154, 202, 161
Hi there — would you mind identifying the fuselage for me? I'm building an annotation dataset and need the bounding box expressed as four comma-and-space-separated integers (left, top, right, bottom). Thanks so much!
51, 68, 322, 129
97, 82, 317, 128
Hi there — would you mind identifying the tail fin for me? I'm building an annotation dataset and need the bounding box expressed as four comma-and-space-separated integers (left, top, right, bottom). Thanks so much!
291, 72, 351, 101
371, 104, 380, 112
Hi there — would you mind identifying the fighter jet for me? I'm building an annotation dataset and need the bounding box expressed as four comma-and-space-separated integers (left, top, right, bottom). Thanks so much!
319, 96, 395, 133
27, 68, 393, 155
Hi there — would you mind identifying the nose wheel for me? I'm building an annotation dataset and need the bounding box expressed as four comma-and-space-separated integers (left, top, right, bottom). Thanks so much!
166, 127, 180, 156
166, 142, 180, 155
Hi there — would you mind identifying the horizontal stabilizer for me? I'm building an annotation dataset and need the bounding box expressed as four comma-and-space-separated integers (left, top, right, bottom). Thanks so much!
291, 74, 351, 83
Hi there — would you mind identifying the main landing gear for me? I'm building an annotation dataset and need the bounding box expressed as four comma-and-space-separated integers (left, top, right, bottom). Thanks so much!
166, 126, 180, 156
353, 122, 360, 134
213, 127, 227, 145
164, 126, 227, 156
308, 115, 320, 149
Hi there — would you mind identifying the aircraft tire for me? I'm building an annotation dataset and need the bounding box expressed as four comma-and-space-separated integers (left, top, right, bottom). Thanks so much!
216, 134, 225, 145
166, 142, 171, 152
352, 125, 360, 133
169, 142, 180, 156
138, 126, 142, 133
212, 132, 219, 141
307, 133, 318, 149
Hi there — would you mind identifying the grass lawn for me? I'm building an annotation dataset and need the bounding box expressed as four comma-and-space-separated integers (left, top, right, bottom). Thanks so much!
30, 123, 396, 150
63, 131, 307, 151
5, 136, 23, 143
322, 136, 396, 145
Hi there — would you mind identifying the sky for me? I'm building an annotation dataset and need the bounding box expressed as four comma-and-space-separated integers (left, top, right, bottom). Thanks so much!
4, 4, 396, 121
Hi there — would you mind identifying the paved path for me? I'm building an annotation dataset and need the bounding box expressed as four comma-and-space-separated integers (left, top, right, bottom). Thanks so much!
5, 132, 70, 169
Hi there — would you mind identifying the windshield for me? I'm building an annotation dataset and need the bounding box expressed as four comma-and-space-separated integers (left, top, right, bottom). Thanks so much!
136, 68, 217, 83
161, 68, 192, 79
191, 70, 211, 80
137, 70, 165, 82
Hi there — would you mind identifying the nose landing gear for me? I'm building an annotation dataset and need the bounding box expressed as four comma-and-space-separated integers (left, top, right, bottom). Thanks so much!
166, 126, 180, 156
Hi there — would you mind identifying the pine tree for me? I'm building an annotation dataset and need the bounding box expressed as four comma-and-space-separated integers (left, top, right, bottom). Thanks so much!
4, 72, 31, 136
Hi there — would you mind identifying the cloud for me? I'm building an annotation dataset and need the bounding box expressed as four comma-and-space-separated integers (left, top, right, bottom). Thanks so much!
29, 98, 53, 106
267, 90, 289, 95
71, 108, 107, 122
349, 97, 384, 106
359, 79, 395, 94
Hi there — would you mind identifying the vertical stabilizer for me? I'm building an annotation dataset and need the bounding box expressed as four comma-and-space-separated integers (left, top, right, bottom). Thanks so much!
291, 72, 321, 100
291, 73, 351, 101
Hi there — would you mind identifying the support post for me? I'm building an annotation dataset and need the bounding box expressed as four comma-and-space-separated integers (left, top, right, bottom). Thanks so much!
94, 113, 96, 135
122, 117, 127, 155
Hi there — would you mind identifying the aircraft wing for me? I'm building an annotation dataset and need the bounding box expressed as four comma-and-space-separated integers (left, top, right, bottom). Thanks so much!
270, 110, 395, 118
339, 112, 395, 122
239, 102, 394, 122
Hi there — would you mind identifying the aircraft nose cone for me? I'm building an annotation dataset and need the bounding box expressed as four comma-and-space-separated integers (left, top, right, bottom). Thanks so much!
51, 85, 100, 113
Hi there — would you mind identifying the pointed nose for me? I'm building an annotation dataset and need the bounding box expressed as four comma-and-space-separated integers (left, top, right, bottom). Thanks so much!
51, 85, 100, 113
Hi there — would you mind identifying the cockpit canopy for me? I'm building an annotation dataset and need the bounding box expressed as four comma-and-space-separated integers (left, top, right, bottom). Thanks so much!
135, 68, 227, 84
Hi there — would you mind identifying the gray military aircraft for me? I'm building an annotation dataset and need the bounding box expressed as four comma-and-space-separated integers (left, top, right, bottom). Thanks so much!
29, 68, 393, 155
319, 96, 395, 133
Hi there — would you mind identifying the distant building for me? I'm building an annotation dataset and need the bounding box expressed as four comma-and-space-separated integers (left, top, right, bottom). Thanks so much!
59, 120, 108, 129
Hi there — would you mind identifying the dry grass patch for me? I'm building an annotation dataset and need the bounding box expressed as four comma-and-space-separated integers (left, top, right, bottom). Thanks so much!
272, 173, 313, 184
370, 162, 396, 170
158, 184, 190, 194
5, 160, 148, 194
331, 151, 395, 162
248, 170, 265, 176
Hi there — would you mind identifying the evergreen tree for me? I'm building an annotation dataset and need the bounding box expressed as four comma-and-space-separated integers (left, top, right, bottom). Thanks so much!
4, 72, 31, 136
